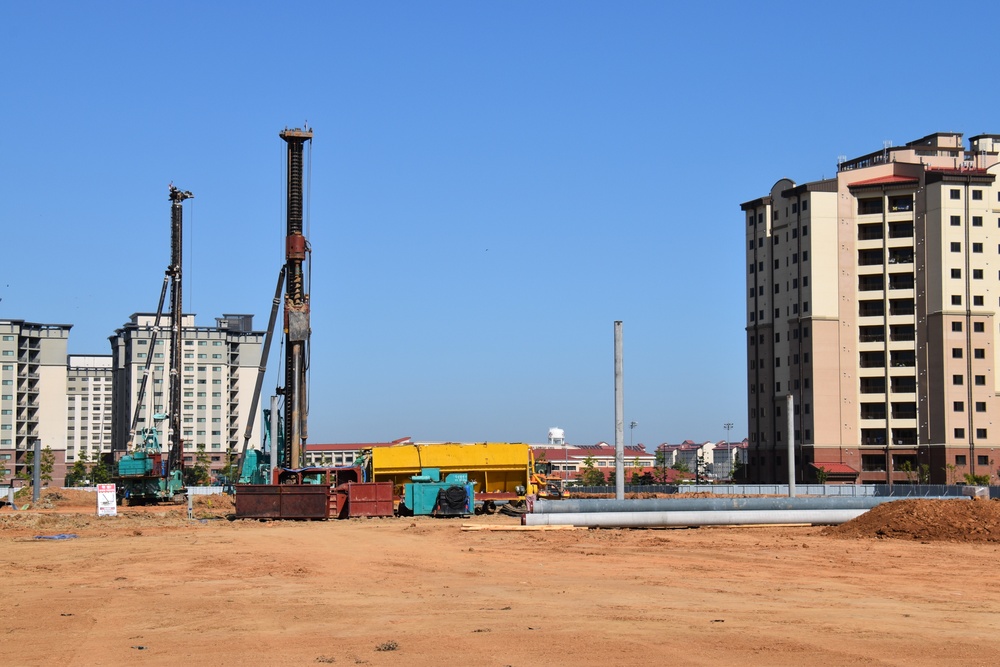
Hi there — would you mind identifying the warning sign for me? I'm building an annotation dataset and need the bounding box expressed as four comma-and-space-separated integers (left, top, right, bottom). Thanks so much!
97, 484, 117, 517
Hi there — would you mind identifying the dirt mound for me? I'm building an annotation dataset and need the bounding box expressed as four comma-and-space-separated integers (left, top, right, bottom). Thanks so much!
824, 498, 1000, 542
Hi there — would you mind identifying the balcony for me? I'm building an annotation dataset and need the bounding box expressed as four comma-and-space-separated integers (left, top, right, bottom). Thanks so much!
861, 403, 888, 420
888, 249, 914, 265
888, 273, 914, 290
891, 402, 917, 420
890, 376, 916, 393
858, 224, 884, 241
890, 350, 915, 367
859, 275, 884, 292
859, 249, 884, 266
860, 300, 885, 318
860, 351, 886, 368
888, 195, 913, 212
860, 377, 886, 394
859, 325, 885, 343
888, 222, 914, 239
889, 299, 915, 316
890, 325, 915, 342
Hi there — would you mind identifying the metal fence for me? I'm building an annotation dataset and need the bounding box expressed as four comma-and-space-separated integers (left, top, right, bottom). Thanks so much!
568, 484, 978, 497
63, 485, 227, 496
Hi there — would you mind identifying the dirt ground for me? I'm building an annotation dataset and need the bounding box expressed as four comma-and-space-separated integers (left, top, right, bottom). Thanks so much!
3, 491, 1000, 666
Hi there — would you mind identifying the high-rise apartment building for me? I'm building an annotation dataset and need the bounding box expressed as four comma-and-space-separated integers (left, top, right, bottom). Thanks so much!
66, 355, 114, 472
742, 132, 1000, 485
109, 313, 264, 474
0, 320, 71, 481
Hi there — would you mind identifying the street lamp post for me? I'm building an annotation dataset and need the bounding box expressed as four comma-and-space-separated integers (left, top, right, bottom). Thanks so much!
724, 422, 734, 481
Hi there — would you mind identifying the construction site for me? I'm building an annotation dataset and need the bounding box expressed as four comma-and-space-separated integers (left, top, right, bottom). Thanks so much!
5, 127, 1000, 665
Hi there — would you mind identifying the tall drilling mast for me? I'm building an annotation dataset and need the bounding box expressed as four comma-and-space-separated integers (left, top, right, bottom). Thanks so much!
167, 184, 193, 474
279, 127, 312, 469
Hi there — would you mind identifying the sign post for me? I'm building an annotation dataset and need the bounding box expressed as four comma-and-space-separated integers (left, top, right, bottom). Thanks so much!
97, 484, 117, 517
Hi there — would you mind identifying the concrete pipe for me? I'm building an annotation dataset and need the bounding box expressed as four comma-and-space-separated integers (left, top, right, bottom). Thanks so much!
533, 496, 906, 514
523, 509, 868, 528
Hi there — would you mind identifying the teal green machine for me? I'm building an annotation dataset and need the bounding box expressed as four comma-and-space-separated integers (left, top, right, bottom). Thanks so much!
400, 468, 474, 517
115, 413, 185, 504
238, 407, 283, 485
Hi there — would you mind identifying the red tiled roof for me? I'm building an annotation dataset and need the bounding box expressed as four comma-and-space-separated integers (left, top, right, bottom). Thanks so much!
810, 462, 858, 475
847, 175, 919, 187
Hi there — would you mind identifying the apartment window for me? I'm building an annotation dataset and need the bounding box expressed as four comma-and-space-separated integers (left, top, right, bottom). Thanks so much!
974, 296, 984, 306
975, 322, 985, 333
954, 401, 965, 412
978, 455, 989, 466
973, 216, 983, 227
953, 321, 963, 332
776, 382, 781, 392
953, 348, 963, 359
802, 276, 809, 287
976, 402, 986, 412
951, 215, 961, 226
976, 375, 986, 386
975, 349, 985, 359
758, 261, 764, 271
956, 454, 967, 465
951, 242, 961, 252
759, 310, 764, 320
977, 428, 988, 439
802, 251, 809, 261
951, 189, 961, 200
952, 268, 961, 278
955, 429, 966, 439
774, 260, 780, 269
973, 190, 983, 200
774, 308, 780, 318
952, 295, 962, 306
774, 284, 780, 294
775, 358, 781, 368
974, 269, 983, 279
973, 243, 983, 253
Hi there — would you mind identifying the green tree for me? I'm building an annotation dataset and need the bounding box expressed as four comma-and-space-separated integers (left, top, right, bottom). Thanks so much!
90, 457, 113, 484
918, 464, 931, 484
944, 463, 957, 485
184, 444, 212, 486
65, 449, 91, 487
219, 449, 238, 485
899, 460, 915, 484
579, 456, 606, 486
731, 457, 745, 481
815, 466, 829, 484
654, 449, 670, 483
630, 456, 643, 484
963, 472, 990, 485
40, 446, 54, 485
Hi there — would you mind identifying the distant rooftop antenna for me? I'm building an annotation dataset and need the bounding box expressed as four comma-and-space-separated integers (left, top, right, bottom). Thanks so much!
837, 154, 847, 170
883, 140, 892, 162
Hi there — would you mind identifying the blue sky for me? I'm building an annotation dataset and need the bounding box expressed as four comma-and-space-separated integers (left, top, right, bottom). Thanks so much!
3, 1, 999, 447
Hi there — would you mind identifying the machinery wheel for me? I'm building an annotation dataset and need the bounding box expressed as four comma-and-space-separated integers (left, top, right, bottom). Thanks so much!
483, 501, 497, 515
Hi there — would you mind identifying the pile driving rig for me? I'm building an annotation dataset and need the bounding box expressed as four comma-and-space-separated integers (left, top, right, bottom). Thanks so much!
114, 185, 191, 504
232, 126, 313, 487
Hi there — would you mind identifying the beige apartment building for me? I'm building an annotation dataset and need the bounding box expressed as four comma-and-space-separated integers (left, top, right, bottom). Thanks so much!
0, 320, 71, 481
66, 355, 114, 472
109, 313, 264, 475
742, 132, 1000, 485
